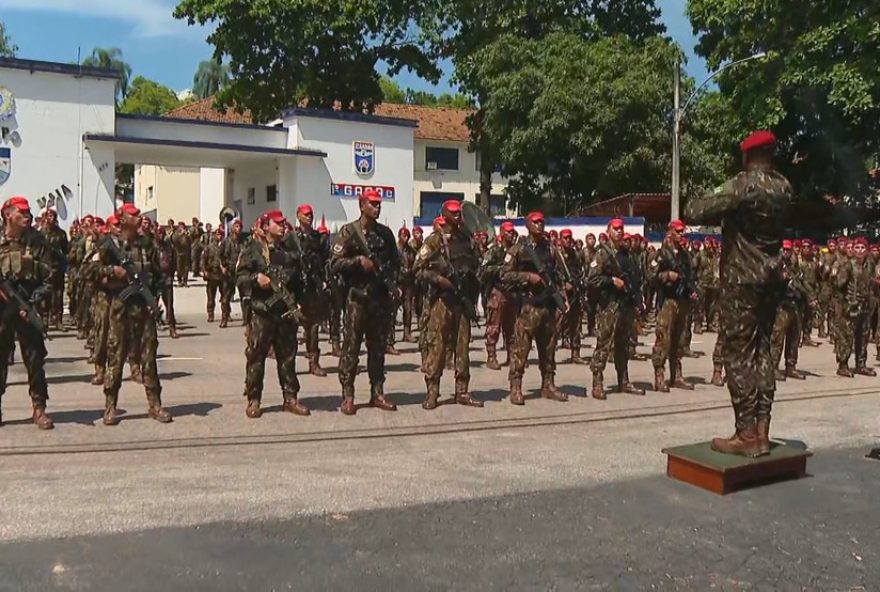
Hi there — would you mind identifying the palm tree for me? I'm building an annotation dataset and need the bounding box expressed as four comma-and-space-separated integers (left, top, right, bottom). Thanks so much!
82, 47, 132, 104
193, 58, 231, 99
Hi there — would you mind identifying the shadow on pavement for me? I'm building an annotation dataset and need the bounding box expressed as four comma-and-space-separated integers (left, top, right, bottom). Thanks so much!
121, 402, 222, 421
157, 371, 193, 381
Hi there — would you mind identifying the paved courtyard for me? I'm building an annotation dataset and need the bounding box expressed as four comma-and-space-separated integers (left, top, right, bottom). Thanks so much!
1, 280, 878, 590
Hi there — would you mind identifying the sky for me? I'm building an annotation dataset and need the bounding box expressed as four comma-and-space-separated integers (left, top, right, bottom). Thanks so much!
0, 0, 710, 96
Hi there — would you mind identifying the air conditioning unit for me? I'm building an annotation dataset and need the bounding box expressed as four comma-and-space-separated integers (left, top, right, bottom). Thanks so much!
427, 161, 438, 170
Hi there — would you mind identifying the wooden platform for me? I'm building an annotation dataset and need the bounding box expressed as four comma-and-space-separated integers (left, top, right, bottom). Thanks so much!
662, 441, 812, 495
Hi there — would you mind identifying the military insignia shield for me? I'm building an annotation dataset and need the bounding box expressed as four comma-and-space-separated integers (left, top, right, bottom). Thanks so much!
353, 141, 375, 176
0, 148, 10, 186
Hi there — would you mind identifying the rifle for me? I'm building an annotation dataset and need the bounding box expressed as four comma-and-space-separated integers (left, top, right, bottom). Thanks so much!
437, 232, 480, 327
351, 222, 397, 298
264, 264, 307, 324
106, 238, 161, 317
520, 238, 566, 311
0, 277, 50, 339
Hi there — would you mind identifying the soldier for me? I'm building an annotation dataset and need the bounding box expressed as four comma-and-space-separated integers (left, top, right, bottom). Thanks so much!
294, 204, 330, 377
329, 189, 399, 415
236, 209, 310, 418
588, 219, 644, 399
40, 208, 68, 330
220, 219, 247, 329
96, 204, 171, 425
413, 200, 483, 409
558, 228, 587, 364
582, 233, 599, 337
797, 239, 822, 347
816, 239, 837, 338
189, 217, 204, 278
89, 214, 120, 385
202, 227, 225, 323
0, 197, 55, 429
397, 226, 418, 343
500, 211, 569, 405
172, 221, 191, 287
481, 221, 517, 370
771, 240, 813, 381
651, 219, 697, 392
833, 236, 878, 377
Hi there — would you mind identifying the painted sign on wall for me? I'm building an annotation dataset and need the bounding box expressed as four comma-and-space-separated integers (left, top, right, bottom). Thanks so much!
331, 183, 395, 202
353, 141, 375, 176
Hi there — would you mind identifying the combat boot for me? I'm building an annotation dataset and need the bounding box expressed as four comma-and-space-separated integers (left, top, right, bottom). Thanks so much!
282, 394, 311, 416
774, 368, 786, 382
169, 325, 180, 339
617, 371, 645, 396
694, 325, 704, 335
403, 329, 415, 343
308, 355, 328, 377
340, 386, 357, 416
653, 367, 669, 392
837, 363, 854, 378
208, 311, 215, 323
53, 314, 64, 332
103, 395, 120, 426
219, 314, 229, 329
756, 417, 771, 456
540, 377, 568, 402
590, 372, 606, 400
670, 363, 694, 390
246, 398, 262, 418
818, 327, 828, 339
710, 364, 725, 387
455, 380, 483, 407
711, 424, 763, 457
785, 365, 806, 380
386, 344, 401, 356
369, 385, 397, 411
32, 405, 54, 430
486, 347, 501, 371
91, 364, 104, 386
509, 379, 525, 406
423, 378, 441, 410
146, 393, 173, 423
855, 365, 877, 377
571, 349, 588, 365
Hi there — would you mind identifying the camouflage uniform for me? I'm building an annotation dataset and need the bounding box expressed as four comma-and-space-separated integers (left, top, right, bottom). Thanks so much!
189, 225, 204, 277
398, 239, 418, 343
40, 222, 68, 328
220, 231, 248, 328
693, 248, 720, 332
833, 255, 879, 374
797, 251, 820, 344
770, 253, 811, 378
330, 220, 400, 413
201, 235, 225, 322
154, 232, 178, 336
650, 241, 695, 390
294, 225, 330, 375
480, 241, 516, 368
582, 245, 599, 336
413, 227, 482, 408
558, 244, 587, 363
815, 248, 836, 337
172, 229, 191, 286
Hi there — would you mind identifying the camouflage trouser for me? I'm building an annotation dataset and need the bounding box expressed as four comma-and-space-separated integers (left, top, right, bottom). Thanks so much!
770, 303, 801, 370
191, 245, 203, 275
485, 287, 515, 355
205, 277, 221, 315
801, 302, 815, 339
590, 300, 633, 378
103, 298, 162, 404
161, 284, 176, 328
328, 284, 345, 345
175, 254, 190, 285
680, 308, 693, 349
720, 284, 779, 430
339, 293, 392, 395
244, 311, 299, 401
0, 306, 49, 405
76, 278, 95, 332
400, 283, 415, 336
712, 325, 725, 366
816, 284, 832, 333
508, 303, 558, 382
558, 297, 583, 351
90, 290, 111, 367
584, 287, 598, 336
829, 295, 844, 348
651, 297, 690, 371
49, 273, 65, 321
67, 270, 78, 318
301, 291, 327, 359
423, 295, 471, 385
694, 287, 719, 330
836, 311, 871, 367
219, 276, 234, 320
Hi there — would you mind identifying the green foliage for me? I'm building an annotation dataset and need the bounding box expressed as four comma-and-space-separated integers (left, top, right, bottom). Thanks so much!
379, 76, 407, 104
193, 58, 230, 99
174, 0, 444, 122
119, 76, 182, 116
82, 47, 132, 104
380, 75, 474, 108
0, 21, 16, 58
688, 0, 880, 198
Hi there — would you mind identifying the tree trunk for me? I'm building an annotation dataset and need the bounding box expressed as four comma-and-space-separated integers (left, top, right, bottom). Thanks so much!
479, 150, 493, 215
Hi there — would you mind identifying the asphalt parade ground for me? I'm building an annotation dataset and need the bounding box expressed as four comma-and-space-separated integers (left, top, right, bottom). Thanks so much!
1, 279, 878, 590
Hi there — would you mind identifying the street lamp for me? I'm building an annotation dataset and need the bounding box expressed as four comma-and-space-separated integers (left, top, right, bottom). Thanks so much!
670, 51, 768, 220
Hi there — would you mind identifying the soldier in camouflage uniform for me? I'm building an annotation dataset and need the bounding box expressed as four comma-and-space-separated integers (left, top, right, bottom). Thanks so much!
172, 222, 191, 287
96, 204, 171, 426
89, 215, 122, 386
771, 240, 814, 381
650, 219, 697, 392
816, 240, 836, 338
236, 209, 310, 418
832, 236, 878, 377
220, 219, 247, 329
481, 221, 517, 370
582, 233, 599, 337
797, 240, 822, 347
189, 218, 204, 278
201, 227, 225, 323
329, 189, 399, 415
693, 237, 720, 333
397, 226, 418, 343
0, 197, 55, 429
413, 200, 483, 409
500, 211, 569, 406
293, 204, 330, 377
152, 221, 179, 339
40, 208, 68, 330
558, 228, 588, 365
587, 219, 644, 399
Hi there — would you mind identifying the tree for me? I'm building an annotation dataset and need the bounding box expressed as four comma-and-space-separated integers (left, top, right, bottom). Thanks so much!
380, 75, 474, 108
82, 48, 132, 104
193, 58, 230, 99
0, 21, 16, 57
687, 0, 880, 199
379, 76, 407, 104
119, 76, 182, 116
174, 0, 443, 122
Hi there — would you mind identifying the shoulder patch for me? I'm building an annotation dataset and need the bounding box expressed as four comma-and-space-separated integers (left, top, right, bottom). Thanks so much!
651, 260, 658, 267
504, 253, 512, 263
332, 244, 343, 254
590, 260, 598, 268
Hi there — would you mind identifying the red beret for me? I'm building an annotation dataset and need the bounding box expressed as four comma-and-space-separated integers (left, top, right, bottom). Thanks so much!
782, 239, 793, 249
586, 233, 595, 240
360, 189, 382, 203
215, 227, 225, 235
680, 237, 689, 245
434, 216, 446, 226
442, 199, 461, 213
106, 214, 119, 226
232, 219, 243, 228
526, 211, 545, 223
118, 203, 141, 217
398, 226, 410, 237
413, 225, 423, 234
801, 239, 813, 247
500, 221, 515, 233
668, 219, 685, 232
599, 233, 608, 240
560, 228, 573, 238
827, 239, 836, 245
3, 196, 30, 213
693, 240, 702, 247
793, 239, 802, 248
264, 209, 286, 224
740, 130, 776, 153
609, 218, 624, 230
622, 233, 631, 241
296, 204, 313, 216
854, 236, 868, 246
92, 216, 105, 226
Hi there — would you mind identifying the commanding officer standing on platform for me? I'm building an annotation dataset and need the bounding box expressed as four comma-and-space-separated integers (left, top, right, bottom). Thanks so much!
501, 211, 569, 406
330, 189, 399, 416
413, 200, 483, 410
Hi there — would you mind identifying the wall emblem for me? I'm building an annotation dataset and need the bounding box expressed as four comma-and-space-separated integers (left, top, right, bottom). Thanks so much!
353, 141, 375, 176
0, 148, 9, 186
0, 86, 15, 122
